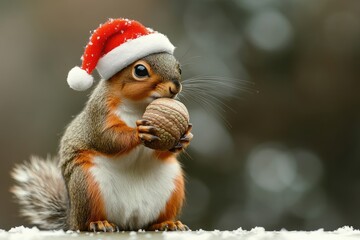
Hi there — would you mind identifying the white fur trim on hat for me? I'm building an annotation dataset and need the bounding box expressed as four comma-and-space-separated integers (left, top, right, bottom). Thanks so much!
67, 66, 94, 91
96, 33, 175, 80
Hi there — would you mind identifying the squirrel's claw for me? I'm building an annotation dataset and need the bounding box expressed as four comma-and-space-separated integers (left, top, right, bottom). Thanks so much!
169, 124, 193, 153
138, 125, 156, 134
170, 142, 183, 152
137, 119, 160, 143
136, 119, 150, 126
89, 220, 119, 232
180, 132, 193, 142
147, 220, 190, 231
139, 133, 160, 142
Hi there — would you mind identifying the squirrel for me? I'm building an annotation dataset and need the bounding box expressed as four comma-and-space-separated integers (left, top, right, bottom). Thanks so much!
11, 18, 193, 232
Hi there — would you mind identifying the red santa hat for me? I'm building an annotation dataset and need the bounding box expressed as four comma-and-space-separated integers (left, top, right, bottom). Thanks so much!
67, 18, 175, 91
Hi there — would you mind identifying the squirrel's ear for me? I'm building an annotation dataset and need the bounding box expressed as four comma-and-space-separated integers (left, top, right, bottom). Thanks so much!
67, 66, 94, 91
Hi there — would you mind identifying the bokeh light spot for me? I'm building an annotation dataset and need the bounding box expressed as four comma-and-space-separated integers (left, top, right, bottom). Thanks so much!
246, 9, 293, 51
246, 143, 297, 192
190, 109, 234, 161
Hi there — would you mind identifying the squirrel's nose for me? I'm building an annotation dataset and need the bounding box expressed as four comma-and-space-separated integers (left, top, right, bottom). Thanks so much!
172, 79, 181, 89
169, 80, 182, 96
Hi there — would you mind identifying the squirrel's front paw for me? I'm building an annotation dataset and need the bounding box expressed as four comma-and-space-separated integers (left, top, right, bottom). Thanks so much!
170, 123, 193, 153
136, 119, 160, 143
136, 120, 193, 152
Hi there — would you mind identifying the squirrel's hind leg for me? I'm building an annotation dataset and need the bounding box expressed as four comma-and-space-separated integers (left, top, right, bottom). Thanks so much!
147, 174, 189, 231
64, 151, 108, 231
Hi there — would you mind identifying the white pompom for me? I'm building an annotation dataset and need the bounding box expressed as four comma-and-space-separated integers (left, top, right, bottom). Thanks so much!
67, 66, 94, 91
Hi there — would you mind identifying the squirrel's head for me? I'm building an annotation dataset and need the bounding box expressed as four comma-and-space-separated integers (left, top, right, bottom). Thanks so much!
107, 52, 181, 104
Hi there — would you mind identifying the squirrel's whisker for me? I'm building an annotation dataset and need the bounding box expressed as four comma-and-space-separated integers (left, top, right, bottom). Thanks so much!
179, 74, 255, 128
179, 90, 233, 128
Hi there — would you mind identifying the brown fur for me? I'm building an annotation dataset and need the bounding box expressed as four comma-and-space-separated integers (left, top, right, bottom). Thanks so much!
58, 53, 187, 231
11, 52, 189, 231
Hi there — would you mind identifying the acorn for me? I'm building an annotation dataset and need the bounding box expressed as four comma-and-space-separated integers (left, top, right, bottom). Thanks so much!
142, 98, 189, 150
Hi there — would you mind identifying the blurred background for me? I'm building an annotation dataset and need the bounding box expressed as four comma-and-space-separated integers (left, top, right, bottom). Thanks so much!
1, 0, 360, 231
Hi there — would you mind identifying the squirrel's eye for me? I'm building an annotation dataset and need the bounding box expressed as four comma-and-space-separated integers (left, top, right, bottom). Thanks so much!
134, 64, 149, 79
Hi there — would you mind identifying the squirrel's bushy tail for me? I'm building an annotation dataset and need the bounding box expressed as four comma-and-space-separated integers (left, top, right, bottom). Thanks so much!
11, 156, 68, 230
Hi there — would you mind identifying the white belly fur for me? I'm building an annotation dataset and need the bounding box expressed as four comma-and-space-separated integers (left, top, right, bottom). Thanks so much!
90, 146, 181, 230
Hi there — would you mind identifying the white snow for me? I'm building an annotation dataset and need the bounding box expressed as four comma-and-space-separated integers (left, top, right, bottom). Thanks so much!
0, 226, 360, 239
162, 227, 360, 240
0, 226, 68, 239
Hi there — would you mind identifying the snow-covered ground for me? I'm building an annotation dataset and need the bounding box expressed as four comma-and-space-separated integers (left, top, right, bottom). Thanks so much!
0, 226, 359, 240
